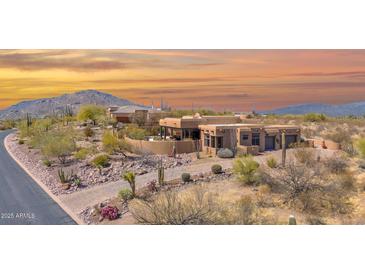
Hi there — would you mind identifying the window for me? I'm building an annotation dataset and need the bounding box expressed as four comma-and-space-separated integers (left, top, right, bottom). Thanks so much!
240, 133, 249, 145
217, 136, 223, 148
211, 136, 216, 148
204, 134, 210, 146
252, 133, 260, 146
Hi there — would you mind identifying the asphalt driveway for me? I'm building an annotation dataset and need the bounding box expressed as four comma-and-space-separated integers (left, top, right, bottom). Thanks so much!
0, 130, 76, 225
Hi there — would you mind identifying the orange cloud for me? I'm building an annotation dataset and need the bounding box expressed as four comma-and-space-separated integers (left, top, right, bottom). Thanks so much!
1, 49, 365, 111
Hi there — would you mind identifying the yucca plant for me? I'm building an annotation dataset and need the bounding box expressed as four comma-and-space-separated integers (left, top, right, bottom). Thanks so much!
122, 171, 136, 197
233, 155, 260, 185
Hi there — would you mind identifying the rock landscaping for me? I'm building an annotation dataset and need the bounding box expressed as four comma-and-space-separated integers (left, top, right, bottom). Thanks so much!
6, 133, 192, 196
79, 167, 233, 224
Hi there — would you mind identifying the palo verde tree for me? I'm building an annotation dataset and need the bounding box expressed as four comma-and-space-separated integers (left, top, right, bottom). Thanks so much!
77, 105, 106, 125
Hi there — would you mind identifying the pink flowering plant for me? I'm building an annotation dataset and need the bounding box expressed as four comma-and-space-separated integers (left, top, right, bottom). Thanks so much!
100, 206, 120, 220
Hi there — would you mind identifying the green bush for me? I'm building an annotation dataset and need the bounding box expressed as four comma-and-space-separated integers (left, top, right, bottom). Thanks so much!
211, 164, 223, 174
91, 154, 109, 168
304, 113, 327, 122
233, 155, 260, 185
40, 132, 77, 164
18, 139, 25, 145
127, 126, 147, 140
181, 173, 191, 183
43, 159, 52, 167
355, 138, 365, 159
102, 130, 121, 154
118, 188, 134, 201
266, 157, 277, 168
74, 148, 90, 160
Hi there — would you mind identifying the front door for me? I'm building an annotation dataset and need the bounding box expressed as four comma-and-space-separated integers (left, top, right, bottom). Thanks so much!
265, 136, 275, 150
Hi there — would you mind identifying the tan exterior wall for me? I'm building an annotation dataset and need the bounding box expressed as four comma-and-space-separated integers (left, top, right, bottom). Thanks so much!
125, 137, 198, 155
237, 145, 259, 156
307, 138, 341, 150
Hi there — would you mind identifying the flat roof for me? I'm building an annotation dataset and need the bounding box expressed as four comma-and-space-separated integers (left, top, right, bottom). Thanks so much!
199, 123, 300, 130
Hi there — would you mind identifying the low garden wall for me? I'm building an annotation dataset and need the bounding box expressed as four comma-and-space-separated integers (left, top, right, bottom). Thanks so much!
307, 138, 341, 150
237, 145, 259, 156
125, 137, 198, 155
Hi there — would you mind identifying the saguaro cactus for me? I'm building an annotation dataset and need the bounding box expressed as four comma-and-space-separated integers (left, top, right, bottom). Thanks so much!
281, 131, 286, 166
158, 158, 165, 185
288, 215, 297, 225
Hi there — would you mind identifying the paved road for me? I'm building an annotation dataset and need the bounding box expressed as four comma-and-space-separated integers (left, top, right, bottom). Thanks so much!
0, 130, 76, 225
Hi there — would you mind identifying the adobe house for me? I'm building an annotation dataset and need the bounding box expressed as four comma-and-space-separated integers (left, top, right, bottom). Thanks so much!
199, 123, 301, 155
107, 105, 168, 125
159, 113, 241, 140
158, 113, 300, 155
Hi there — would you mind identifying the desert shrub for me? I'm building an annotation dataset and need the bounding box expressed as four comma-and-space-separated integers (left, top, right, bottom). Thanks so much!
355, 138, 365, 159
220, 195, 277, 225
43, 159, 52, 167
83, 126, 94, 138
217, 148, 234, 158
40, 132, 77, 164
305, 215, 326, 225
304, 113, 327, 122
293, 147, 317, 167
260, 162, 354, 216
126, 126, 147, 140
118, 188, 134, 201
102, 130, 120, 154
301, 127, 316, 138
324, 129, 355, 156
2, 120, 16, 129
122, 171, 136, 197
91, 154, 109, 169
323, 154, 349, 174
324, 128, 352, 144
255, 184, 273, 208
233, 155, 260, 185
18, 139, 25, 145
211, 164, 223, 174
129, 185, 220, 224
333, 172, 356, 191
77, 105, 106, 125
100, 206, 119, 220
181, 173, 191, 183
266, 156, 277, 168
74, 148, 90, 160
146, 180, 158, 192
358, 160, 365, 170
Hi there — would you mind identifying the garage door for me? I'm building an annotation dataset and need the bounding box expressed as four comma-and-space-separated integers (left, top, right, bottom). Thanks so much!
265, 136, 275, 150
285, 135, 297, 148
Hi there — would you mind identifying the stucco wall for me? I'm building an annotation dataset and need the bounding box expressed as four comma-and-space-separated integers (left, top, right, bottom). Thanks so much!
308, 138, 341, 150
125, 137, 198, 155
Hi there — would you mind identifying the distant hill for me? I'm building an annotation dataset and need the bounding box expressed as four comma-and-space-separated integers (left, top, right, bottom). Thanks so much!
263, 101, 365, 117
0, 90, 148, 120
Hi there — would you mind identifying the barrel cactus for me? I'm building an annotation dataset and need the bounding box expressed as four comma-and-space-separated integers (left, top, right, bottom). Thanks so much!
288, 215, 297, 225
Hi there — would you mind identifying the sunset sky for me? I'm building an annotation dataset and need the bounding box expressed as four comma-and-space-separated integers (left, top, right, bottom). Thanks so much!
1, 49, 365, 111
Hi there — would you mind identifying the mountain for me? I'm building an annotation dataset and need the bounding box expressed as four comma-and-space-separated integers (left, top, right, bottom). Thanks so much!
263, 101, 365, 117
0, 90, 148, 120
